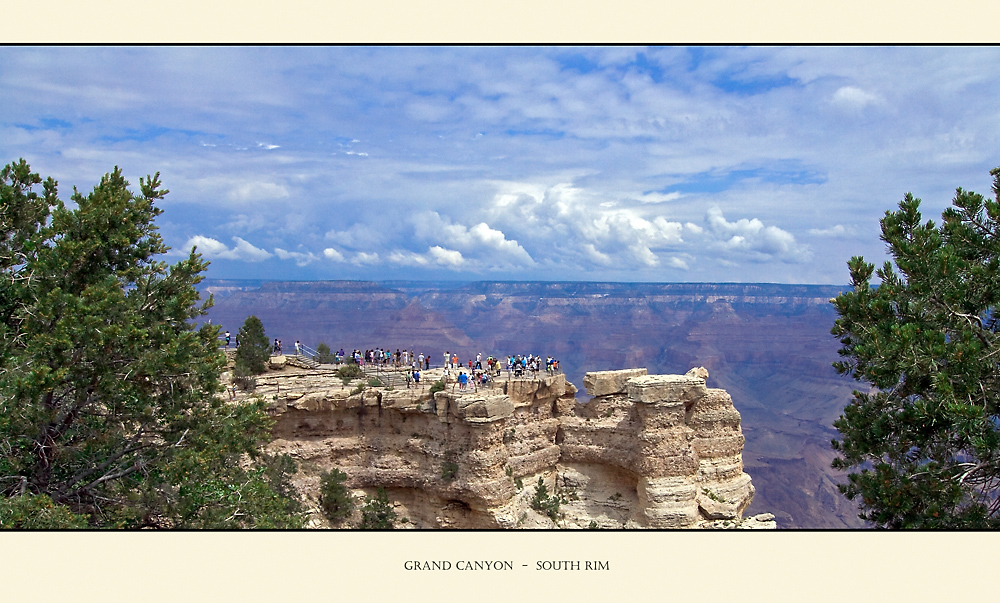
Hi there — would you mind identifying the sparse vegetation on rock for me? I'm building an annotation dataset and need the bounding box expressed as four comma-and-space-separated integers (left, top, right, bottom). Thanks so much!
359, 487, 396, 529
314, 342, 335, 364
531, 477, 565, 522
319, 469, 353, 523
336, 363, 364, 385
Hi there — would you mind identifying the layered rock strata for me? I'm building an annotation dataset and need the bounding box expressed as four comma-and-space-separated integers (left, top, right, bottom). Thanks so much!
257, 363, 772, 528
561, 368, 755, 527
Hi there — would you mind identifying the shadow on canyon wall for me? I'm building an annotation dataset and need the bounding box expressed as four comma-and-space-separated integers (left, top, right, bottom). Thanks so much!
199, 279, 865, 529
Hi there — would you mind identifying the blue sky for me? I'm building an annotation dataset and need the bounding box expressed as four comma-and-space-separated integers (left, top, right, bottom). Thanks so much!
3, 46, 1000, 284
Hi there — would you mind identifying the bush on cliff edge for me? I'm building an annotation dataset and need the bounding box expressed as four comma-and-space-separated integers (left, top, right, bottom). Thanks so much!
319, 469, 353, 523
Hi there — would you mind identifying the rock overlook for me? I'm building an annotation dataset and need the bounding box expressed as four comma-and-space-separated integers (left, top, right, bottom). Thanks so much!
245, 358, 775, 529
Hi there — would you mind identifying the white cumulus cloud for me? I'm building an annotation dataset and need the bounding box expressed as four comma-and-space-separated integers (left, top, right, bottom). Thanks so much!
831, 86, 883, 110
388, 250, 430, 266
323, 248, 345, 262
703, 207, 811, 263
428, 246, 464, 267
183, 235, 273, 262
275, 248, 319, 266
412, 212, 535, 267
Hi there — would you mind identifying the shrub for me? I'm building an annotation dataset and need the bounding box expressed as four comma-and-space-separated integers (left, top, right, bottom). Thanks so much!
336, 363, 365, 385
368, 377, 383, 388
319, 469, 353, 523
232, 374, 257, 392
531, 477, 565, 522
0, 493, 89, 529
441, 461, 458, 482
314, 342, 336, 364
359, 487, 396, 529
429, 380, 446, 394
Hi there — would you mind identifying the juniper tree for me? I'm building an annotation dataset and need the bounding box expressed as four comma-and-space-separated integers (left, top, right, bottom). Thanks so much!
831, 165, 1000, 528
234, 315, 269, 377
314, 342, 335, 364
358, 487, 396, 529
318, 468, 353, 523
0, 160, 302, 528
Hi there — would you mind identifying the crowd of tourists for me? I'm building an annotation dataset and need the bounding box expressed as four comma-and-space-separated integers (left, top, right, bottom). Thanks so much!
221, 329, 563, 392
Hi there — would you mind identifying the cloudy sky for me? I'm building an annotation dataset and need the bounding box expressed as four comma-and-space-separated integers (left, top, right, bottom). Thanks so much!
3, 46, 999, 284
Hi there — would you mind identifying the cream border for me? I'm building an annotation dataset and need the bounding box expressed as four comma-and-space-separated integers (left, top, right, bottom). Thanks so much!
4, 1, 1000, 599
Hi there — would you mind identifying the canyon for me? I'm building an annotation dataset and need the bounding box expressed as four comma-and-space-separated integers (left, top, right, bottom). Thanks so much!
245, 353, 774, 529
202, 279, 864, 528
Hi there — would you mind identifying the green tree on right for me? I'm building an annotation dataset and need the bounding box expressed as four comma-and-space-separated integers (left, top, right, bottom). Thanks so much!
831, 165, 1000, 528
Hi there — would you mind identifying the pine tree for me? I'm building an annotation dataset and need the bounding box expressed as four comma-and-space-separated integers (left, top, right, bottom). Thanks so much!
318, 468, 353, 523
234, 315, 269, 377
358, 487, 396, 529
0, 160, 303, 528
831, 165, 1000, 528
314, 342, 335, 364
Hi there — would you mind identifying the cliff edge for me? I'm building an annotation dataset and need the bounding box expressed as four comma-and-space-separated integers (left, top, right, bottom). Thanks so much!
249, 360, 775, 529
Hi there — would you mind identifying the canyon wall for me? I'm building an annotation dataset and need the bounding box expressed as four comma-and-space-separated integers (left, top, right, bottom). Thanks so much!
255, 359, 774, 529
202, 279, 861, 527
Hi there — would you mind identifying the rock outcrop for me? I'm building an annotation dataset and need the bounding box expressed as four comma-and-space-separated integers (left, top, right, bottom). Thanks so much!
256, 362, 774, 529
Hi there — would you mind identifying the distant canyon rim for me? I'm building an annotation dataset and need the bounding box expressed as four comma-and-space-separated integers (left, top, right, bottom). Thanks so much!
202, 279, 863, 528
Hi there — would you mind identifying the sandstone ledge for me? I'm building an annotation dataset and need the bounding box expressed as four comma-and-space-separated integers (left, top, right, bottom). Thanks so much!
252, 365, 774, 529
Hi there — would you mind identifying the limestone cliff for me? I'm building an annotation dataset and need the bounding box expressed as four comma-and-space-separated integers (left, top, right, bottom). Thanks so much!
250, 359, 775, 529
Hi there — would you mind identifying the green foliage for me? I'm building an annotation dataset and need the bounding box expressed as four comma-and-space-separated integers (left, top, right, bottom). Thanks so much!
0, 160, 303, 529
367, 377, 383, 388
702, 488, 725, 503
587, 520, 599, 530
359, 487, 396, 529
831, 165, 1000, 528
318, 468, 353, 523
514, 477, 523, 490
314, 342, 335, 364
350, 383, 366, 396
0, 493, 89, 529
336, 363, 364, 385
234, 315, 269, 377
441, 460, 458, 481
530, 477, 566, 522
429, 380, 446, 394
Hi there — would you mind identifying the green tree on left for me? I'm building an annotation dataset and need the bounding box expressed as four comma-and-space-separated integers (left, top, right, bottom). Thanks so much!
0, 159, 303, 528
